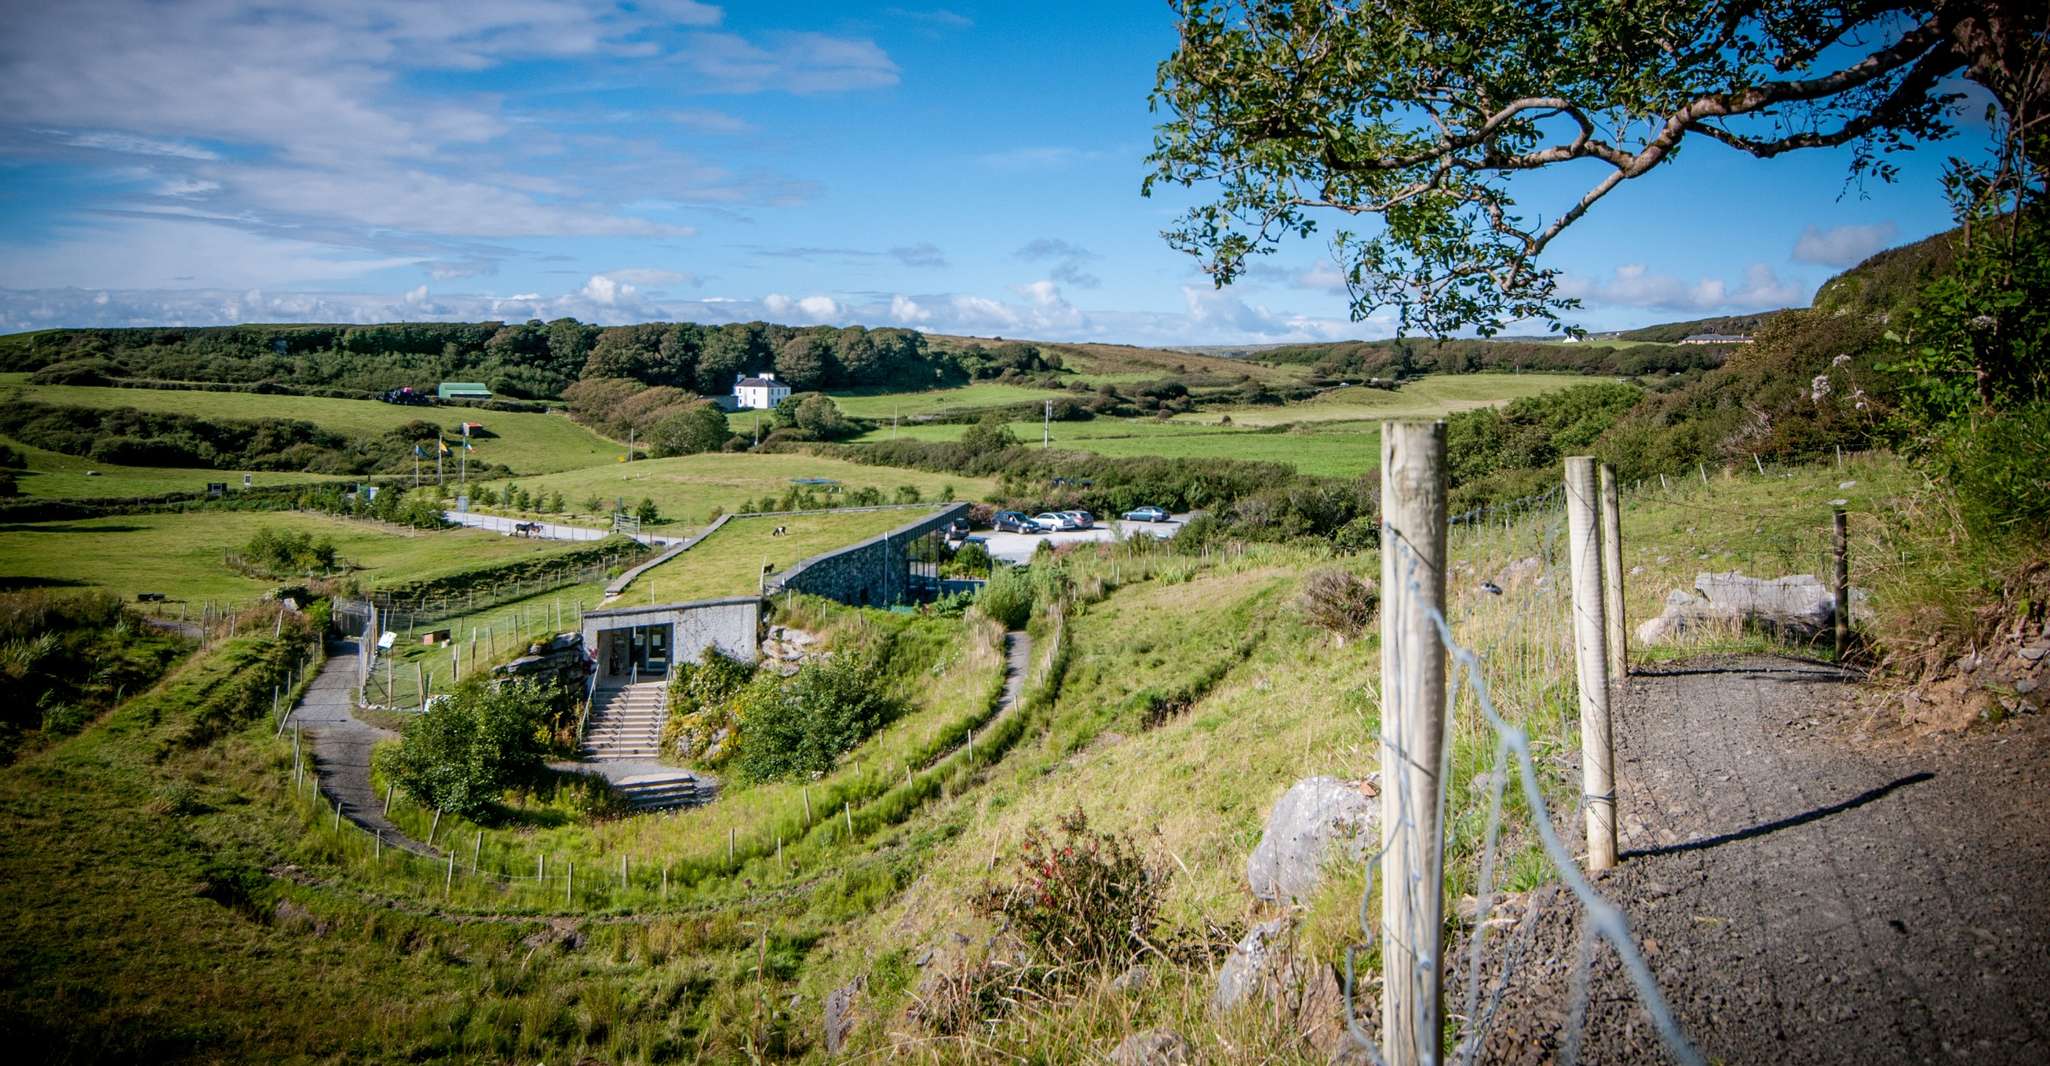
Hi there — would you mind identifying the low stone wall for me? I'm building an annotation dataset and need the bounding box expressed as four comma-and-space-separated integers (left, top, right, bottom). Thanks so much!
768, 503, 970, 607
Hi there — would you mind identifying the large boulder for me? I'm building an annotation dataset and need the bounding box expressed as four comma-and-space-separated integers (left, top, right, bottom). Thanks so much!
1247, 776, 1379, 903
1636, 571, 1847, 645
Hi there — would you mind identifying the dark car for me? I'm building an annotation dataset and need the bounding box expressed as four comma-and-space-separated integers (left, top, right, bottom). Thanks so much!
1122, 506, 1170, 523
945, 517, 972, 540
992, 510, 1047, 534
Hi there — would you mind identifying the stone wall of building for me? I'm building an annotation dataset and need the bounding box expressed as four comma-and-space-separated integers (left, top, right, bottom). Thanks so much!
580, 597, 760, 684
768, 503, 970, 607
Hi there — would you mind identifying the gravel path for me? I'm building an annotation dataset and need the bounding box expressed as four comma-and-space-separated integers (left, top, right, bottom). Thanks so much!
293, 639, 437, 856
1465, 655, 2050, 1065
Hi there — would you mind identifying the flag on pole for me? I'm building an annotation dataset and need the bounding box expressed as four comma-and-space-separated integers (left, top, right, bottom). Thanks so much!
438, 439, 451, 456
413, 444, 427, 459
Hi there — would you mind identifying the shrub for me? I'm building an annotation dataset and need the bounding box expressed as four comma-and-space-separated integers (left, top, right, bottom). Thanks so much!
373, 678, 550, 818
1931, 402, 2050, 542
1296, 568, 1378, 636
730, 645, 902, 782
975, 808, 1166, 974
238, 526, 339, 577
975, 566, 1033, 629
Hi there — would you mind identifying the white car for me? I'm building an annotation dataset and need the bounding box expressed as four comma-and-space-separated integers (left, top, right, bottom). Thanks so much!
1034, 512, 1083, 531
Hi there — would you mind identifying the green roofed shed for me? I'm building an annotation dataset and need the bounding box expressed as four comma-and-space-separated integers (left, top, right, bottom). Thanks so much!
437, 382, 493, 401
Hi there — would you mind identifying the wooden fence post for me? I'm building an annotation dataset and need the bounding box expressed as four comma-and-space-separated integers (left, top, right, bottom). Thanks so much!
1833, 508, 1850, 661
803, 786, 812, 826
1599, 464, 1627, 681
1378, 421, 1449, 1066
567, 862, 574, 906
1564, 456, 1618, 872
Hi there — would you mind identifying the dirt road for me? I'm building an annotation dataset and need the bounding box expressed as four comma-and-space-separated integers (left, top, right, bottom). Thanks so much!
1468, 656, 2050, 1064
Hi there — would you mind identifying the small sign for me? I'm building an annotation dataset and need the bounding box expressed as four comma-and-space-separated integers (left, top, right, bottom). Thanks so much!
242, 473, 253, 488
364, 485, 379, 501
206, 482, 227, 498
456, 495, 469, 513
377, 631, 397, 650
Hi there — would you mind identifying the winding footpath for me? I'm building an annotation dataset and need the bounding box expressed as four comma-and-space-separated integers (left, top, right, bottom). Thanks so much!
292, 639, 437, 856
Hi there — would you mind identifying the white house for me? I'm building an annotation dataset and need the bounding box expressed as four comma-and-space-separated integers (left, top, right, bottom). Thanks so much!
732, 372, 791, 411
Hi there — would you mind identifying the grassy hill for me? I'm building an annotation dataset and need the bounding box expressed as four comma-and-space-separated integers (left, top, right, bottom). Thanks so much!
0, 511, 596, 603
0, 448, 1920, 1062
4, 378, 620, 475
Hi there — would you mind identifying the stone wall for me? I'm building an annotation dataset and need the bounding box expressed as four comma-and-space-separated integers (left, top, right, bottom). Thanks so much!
768, 503, 970, 607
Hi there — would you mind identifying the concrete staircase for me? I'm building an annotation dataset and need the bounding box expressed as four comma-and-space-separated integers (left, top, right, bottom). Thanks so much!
579, 682, 667, 761
612, 771, 714, 812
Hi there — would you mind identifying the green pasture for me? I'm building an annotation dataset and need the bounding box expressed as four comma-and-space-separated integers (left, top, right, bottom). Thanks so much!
818, 382, 1067, 419
1180, 372, 1601, 426
614, 508, 933, 607
0, 435, 349, 499
0, 511, 584, 603
851, 418, 1384, 478
481, 451, 994, 527
6, 382, 620, 474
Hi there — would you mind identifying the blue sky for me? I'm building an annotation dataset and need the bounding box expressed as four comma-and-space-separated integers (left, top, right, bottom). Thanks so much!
0, 1, 1988, 343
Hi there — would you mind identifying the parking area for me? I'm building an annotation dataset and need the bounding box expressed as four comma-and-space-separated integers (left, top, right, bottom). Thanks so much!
977, 513, 1189, 565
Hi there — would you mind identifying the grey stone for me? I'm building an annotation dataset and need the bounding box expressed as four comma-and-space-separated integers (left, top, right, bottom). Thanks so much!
2020, 645, 2048, 662
2016, 678, 2039, 696
1110, 1029, 1192, 1066
1247, 777, 1379, 903
823, 981, 858, 1055
1111, 962, 1152, 994
1637, 572, 1846, 645
1214, 918, 1289, 1012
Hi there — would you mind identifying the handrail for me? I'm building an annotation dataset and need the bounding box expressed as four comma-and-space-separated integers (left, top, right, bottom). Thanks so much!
574, 670, 597, 750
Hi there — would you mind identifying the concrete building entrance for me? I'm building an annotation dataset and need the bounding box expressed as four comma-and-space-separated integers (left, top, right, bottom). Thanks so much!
595, 623, 672, 686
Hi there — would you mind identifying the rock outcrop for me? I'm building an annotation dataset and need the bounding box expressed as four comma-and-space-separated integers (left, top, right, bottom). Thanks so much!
1635, 571, 1857, 645
1246, 776, 1380, 903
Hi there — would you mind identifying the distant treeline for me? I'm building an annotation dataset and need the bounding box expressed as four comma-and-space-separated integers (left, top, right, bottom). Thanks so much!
0, 401, 509, 478
0, 320, 1065, 402
1249, 337, 1731, 379
1609, 312, 1782, 343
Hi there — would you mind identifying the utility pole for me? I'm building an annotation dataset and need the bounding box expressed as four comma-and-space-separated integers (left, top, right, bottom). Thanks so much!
1043, 399, 1051, 449
459, 422, 469, 488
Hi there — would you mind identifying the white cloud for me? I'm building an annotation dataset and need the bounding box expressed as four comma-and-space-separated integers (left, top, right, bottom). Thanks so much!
44, 129, 219, 160
1558, 262, 1806, 313
602, 267, 700, 287
678, 32, 900, 94
1792, 222, 1899, 267
0, 278, 1387, 347
889, 294, 931, 322
580, 274, 637, 305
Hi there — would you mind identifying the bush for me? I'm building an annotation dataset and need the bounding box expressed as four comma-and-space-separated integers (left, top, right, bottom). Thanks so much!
1296, 568, 1378, 636
1931, 402, 2050, 542
975, 808, 1166, 973
731, 645, 902, 782
975, 566, 1034, 629
373, 679, 550, 818
237, 526, 339, 577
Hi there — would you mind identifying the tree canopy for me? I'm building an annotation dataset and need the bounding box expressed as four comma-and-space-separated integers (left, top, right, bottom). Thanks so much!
1147, 0, 2048, 335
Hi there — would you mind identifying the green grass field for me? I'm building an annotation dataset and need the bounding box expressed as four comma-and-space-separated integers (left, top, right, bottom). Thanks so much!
1, 435, 349, 499
851, 418, 1384, 478
0, 511, 585, 603
1178, 372, 1601, 426
484, 452, 995, 526
7, 382, 621, 475
614, 508, 933, 607
816, 382, 1067, 419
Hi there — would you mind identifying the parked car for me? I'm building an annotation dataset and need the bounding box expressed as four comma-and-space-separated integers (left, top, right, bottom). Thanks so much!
992, 510, 1048, 534
945, 517, 972, 540
1121, 506, 1171, 523
1035, 512, 1083, 531
1060, 510, 1096, 529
